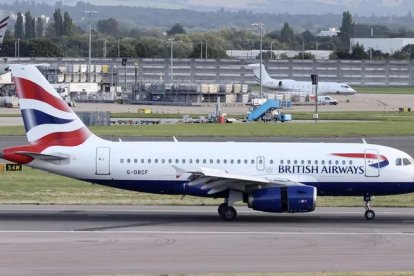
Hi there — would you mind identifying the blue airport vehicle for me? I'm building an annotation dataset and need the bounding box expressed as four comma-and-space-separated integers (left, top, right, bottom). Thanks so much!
247, 99, 292, 122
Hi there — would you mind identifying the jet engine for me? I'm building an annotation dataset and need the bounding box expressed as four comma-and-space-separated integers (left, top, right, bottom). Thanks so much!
247, 186, 316, 213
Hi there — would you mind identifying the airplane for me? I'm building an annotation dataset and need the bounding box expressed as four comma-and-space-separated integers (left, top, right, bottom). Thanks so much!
0, 15, 9, 49
249, 63, 357, 95
1, 64, 414, 221
0, 15, 10, 75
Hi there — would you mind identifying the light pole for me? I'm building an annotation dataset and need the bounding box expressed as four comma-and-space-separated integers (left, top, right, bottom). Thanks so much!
270, 41, 274, 60
117, 37, 120, 58
252, 20, 264, 98
103, 40, 107, 58
17, 39, 20, 58
205, 36, 208, 59
168, 38, 174, 82
14, 40, 17, 58
84, 10, 97, 83
200, 41, 203, 59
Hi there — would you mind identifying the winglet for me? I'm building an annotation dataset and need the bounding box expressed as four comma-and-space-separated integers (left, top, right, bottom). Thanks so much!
172, 165, 187, 179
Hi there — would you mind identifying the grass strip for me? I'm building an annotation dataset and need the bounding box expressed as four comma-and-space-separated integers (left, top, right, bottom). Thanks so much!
2, 121, 414, 137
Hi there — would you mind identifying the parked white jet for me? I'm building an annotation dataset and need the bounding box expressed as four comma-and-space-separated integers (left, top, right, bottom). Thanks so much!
0, 15, 10, 75
2, 65, 413, 221
249, 63, 357, 95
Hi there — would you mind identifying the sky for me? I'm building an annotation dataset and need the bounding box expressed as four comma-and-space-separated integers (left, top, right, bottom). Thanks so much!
31, 0, 414, 16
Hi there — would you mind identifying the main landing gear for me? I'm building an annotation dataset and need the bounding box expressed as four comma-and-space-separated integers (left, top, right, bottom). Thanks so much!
218, 190, 243, 221
218, 202, 237, 221
364, 194, 375, 220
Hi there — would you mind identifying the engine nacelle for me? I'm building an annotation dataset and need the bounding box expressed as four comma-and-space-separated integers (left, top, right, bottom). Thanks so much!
247, 186, 317, 213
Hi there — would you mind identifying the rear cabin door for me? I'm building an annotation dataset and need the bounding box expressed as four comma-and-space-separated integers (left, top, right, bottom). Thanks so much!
365, 149, 380, 177
96, 147, 111, 175
256, 156, 265, 171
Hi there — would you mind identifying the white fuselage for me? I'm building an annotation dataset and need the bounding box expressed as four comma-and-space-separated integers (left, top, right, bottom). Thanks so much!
30, 136, 414, 197
261, 79, 356, 95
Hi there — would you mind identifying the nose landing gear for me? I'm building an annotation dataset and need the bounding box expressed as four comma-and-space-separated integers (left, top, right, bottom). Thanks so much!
364, 194, 375, 220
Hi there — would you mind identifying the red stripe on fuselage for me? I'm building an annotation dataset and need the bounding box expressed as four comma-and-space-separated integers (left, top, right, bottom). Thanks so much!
14, 77, 72, 113
2, 127, 91, 164
332, 153, 385, 160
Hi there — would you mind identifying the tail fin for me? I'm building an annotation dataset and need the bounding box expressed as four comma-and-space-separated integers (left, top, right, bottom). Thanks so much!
0, 15, 9, 49
2, 65, 92, 164
248, 63, 273, 85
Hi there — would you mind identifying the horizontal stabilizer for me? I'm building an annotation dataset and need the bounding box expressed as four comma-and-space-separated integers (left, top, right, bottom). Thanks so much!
15, 151, 69, 161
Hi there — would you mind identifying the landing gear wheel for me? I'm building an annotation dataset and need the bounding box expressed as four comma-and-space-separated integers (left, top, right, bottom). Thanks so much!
220, 206, 237, 221
365, 210, 375, 220
218, 203, 228, 215
363, 194, 376, 220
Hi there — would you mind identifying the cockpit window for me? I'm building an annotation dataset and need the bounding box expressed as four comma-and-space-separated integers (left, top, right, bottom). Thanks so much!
341, 85, 350, 88
396, 158, 402, 166
396, 158, 412, 166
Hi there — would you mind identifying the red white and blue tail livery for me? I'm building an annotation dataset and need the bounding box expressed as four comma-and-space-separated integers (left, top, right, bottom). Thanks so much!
0, 15, 9, 49
2, 65, 414, 221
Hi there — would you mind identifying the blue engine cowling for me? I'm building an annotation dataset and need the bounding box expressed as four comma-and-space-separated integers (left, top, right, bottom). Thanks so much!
247, 186, 317, 213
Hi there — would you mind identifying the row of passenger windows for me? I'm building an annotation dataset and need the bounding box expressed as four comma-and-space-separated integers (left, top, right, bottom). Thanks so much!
119, 158, 353, 166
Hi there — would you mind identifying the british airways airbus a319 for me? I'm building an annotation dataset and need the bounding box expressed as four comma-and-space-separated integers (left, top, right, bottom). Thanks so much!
1, 65, 414, 221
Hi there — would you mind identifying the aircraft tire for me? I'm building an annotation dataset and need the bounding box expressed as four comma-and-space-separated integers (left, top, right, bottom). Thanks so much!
218, 203, 228, 215
221, 206, 237, 221
365, 210, 375, 220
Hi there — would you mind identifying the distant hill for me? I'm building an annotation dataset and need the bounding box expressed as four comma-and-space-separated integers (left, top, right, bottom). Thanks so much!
1, 1, 414, 32
22, 0, 414, 16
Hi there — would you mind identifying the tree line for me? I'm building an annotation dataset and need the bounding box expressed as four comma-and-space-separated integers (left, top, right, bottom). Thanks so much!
1, 9, 414, 61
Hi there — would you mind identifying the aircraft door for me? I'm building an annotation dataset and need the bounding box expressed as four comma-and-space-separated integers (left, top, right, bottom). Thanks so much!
365, 149, 379, 177
96, 147, 111, 175
256, 156, 265, 171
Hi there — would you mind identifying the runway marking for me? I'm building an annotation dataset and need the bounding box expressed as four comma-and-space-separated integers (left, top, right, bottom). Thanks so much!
0, 230, 414, 236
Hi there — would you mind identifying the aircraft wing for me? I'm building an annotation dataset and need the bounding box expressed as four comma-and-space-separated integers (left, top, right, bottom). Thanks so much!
175, 166, 304, 195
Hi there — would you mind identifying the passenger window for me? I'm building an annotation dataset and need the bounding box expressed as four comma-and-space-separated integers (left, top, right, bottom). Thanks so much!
328, 160, 332, 165
396, 158, 402, 166
280, 160, 284, 165
217, 159, 220, 164
314, 160, 318, 165
141, 159, 144, 163
196, 159, 200, 164
237, 159, 241, 164
301, 160, 304, 165
349, 160, 353, 165
224, 159, 227, 164
210, 159, 213, 164
270, 160, 274, 164
294, 160, 297, 165
258, 159, 263, 164
321, 160, 325, 165
342, 160, 346, 165
147, 159, 151, 164
287, 160, 291, 165
127, 159, 131, 163
244, 159, 248, 164
175, 159, 179, 164
203, 159, 206, 164
168, 159, 172, 164
120, 159, 124, 163
182, 159, 186, 164
251, 159, 254, 164
335, 160, 339, 165
308, 160, 311, 165
230, 159, 234, 164
134, 159, 137, 163
161, 159, 165, 164
154, 159, 158, 164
